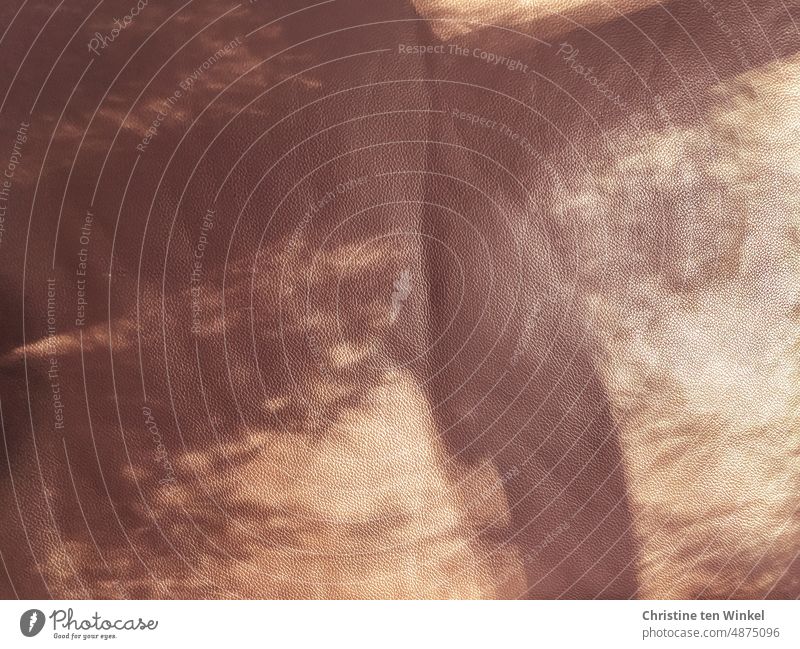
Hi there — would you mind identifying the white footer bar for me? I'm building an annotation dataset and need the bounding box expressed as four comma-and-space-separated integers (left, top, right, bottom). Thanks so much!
1, 600, 797, 648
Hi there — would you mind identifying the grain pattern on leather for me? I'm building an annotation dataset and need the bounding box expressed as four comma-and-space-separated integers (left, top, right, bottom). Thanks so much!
0, 0, 798, 599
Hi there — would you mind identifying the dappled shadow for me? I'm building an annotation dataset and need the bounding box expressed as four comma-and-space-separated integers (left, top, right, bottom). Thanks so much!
0, 0, 798, 599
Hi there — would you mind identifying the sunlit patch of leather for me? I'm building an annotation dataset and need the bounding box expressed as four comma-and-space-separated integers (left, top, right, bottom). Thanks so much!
584, 55, 800, 598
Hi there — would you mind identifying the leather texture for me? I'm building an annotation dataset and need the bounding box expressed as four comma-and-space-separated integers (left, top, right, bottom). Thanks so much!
0, 0, 798, 599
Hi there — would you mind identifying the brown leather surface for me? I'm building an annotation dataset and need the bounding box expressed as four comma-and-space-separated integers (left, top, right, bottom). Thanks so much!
0, 0, 798, 599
